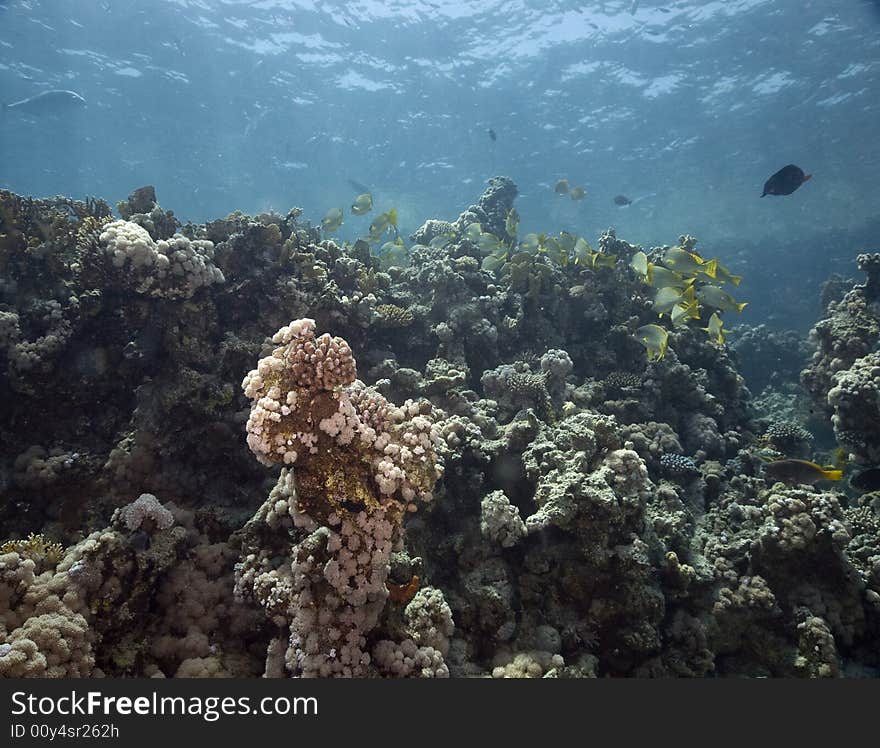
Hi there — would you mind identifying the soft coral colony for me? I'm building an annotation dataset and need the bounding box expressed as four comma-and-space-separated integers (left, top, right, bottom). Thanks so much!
0, 180, 878, 678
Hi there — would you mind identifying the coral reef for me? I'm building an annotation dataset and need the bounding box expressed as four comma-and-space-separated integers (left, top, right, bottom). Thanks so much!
1, 180, 877, 679
731, 324, 811, 397
802, 257, 880, 412
91, 220, 224, 299
1, 495, 265, 677
762, 421, 813, 458
802, 255, 880, 463
828, 352, 880, 464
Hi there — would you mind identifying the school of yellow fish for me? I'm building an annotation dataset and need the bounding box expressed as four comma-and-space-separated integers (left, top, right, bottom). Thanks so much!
630, 245, 746, 360
318, 189, 746, 364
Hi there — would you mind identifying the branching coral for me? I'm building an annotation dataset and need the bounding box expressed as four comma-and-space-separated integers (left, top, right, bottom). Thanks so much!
0, 534, 64, 574
237, 318, 448, 676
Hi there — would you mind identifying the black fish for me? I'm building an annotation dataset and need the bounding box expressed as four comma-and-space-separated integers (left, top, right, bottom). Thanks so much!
488, 128, 497, 141
761, 164, 811, 197
4, 89, 86, 115
613, 194, 632, 206
850, 467, 880, 493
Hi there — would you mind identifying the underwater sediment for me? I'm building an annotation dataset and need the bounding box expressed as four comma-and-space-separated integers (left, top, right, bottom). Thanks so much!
0, 180, 879, 678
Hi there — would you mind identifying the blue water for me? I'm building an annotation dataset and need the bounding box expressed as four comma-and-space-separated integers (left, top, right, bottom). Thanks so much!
1, 0, 878, 327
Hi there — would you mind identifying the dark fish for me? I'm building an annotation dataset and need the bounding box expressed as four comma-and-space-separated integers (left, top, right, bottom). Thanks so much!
347, 178, 370, 195
761, 164, 811, 197
764, 459, 842, 485
614, 195, 633, 206
488, 128, 497, 141
850, 467, 880, 493
4, 89, 86, 115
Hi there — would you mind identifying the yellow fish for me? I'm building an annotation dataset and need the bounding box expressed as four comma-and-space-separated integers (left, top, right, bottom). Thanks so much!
557, 232, 577, 252
369, 208, 398, 241
654, 285, 695, 315
714, 262, 742, 286
635, 323, 668, 361
519, 233, 541, 253
477, 232, 503, 254
696, 285, 747, 313
650, 264, 693, 290
377, 237, 409, 268
429, 233, 453, 249
703, 312, 725, 344
321, 207, 344, 233
569, 186, 587, 200
573, 237, 592, 265
764, 459, 843, 485
630, 250, 650, 279
481, 250, 508, 273
589, 250, 616, 269
351, 193, 373, 215
694, 258, 719, 280
554, 179, 570, 195
671, 299, 700, 327
664, 246, 716, 278
505, 208, 519, 238
465, 222, 483, 242
541, 236, 570, 267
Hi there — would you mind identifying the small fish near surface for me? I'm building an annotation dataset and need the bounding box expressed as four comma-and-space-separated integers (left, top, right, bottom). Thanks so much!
4, 89, 86, 115
850, 467, 880, 493
614, 195, 633, 206
764, 459, 842, 485
761, 164, 812, 197
487, 128, 497, 142
553, 179, 587, 201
